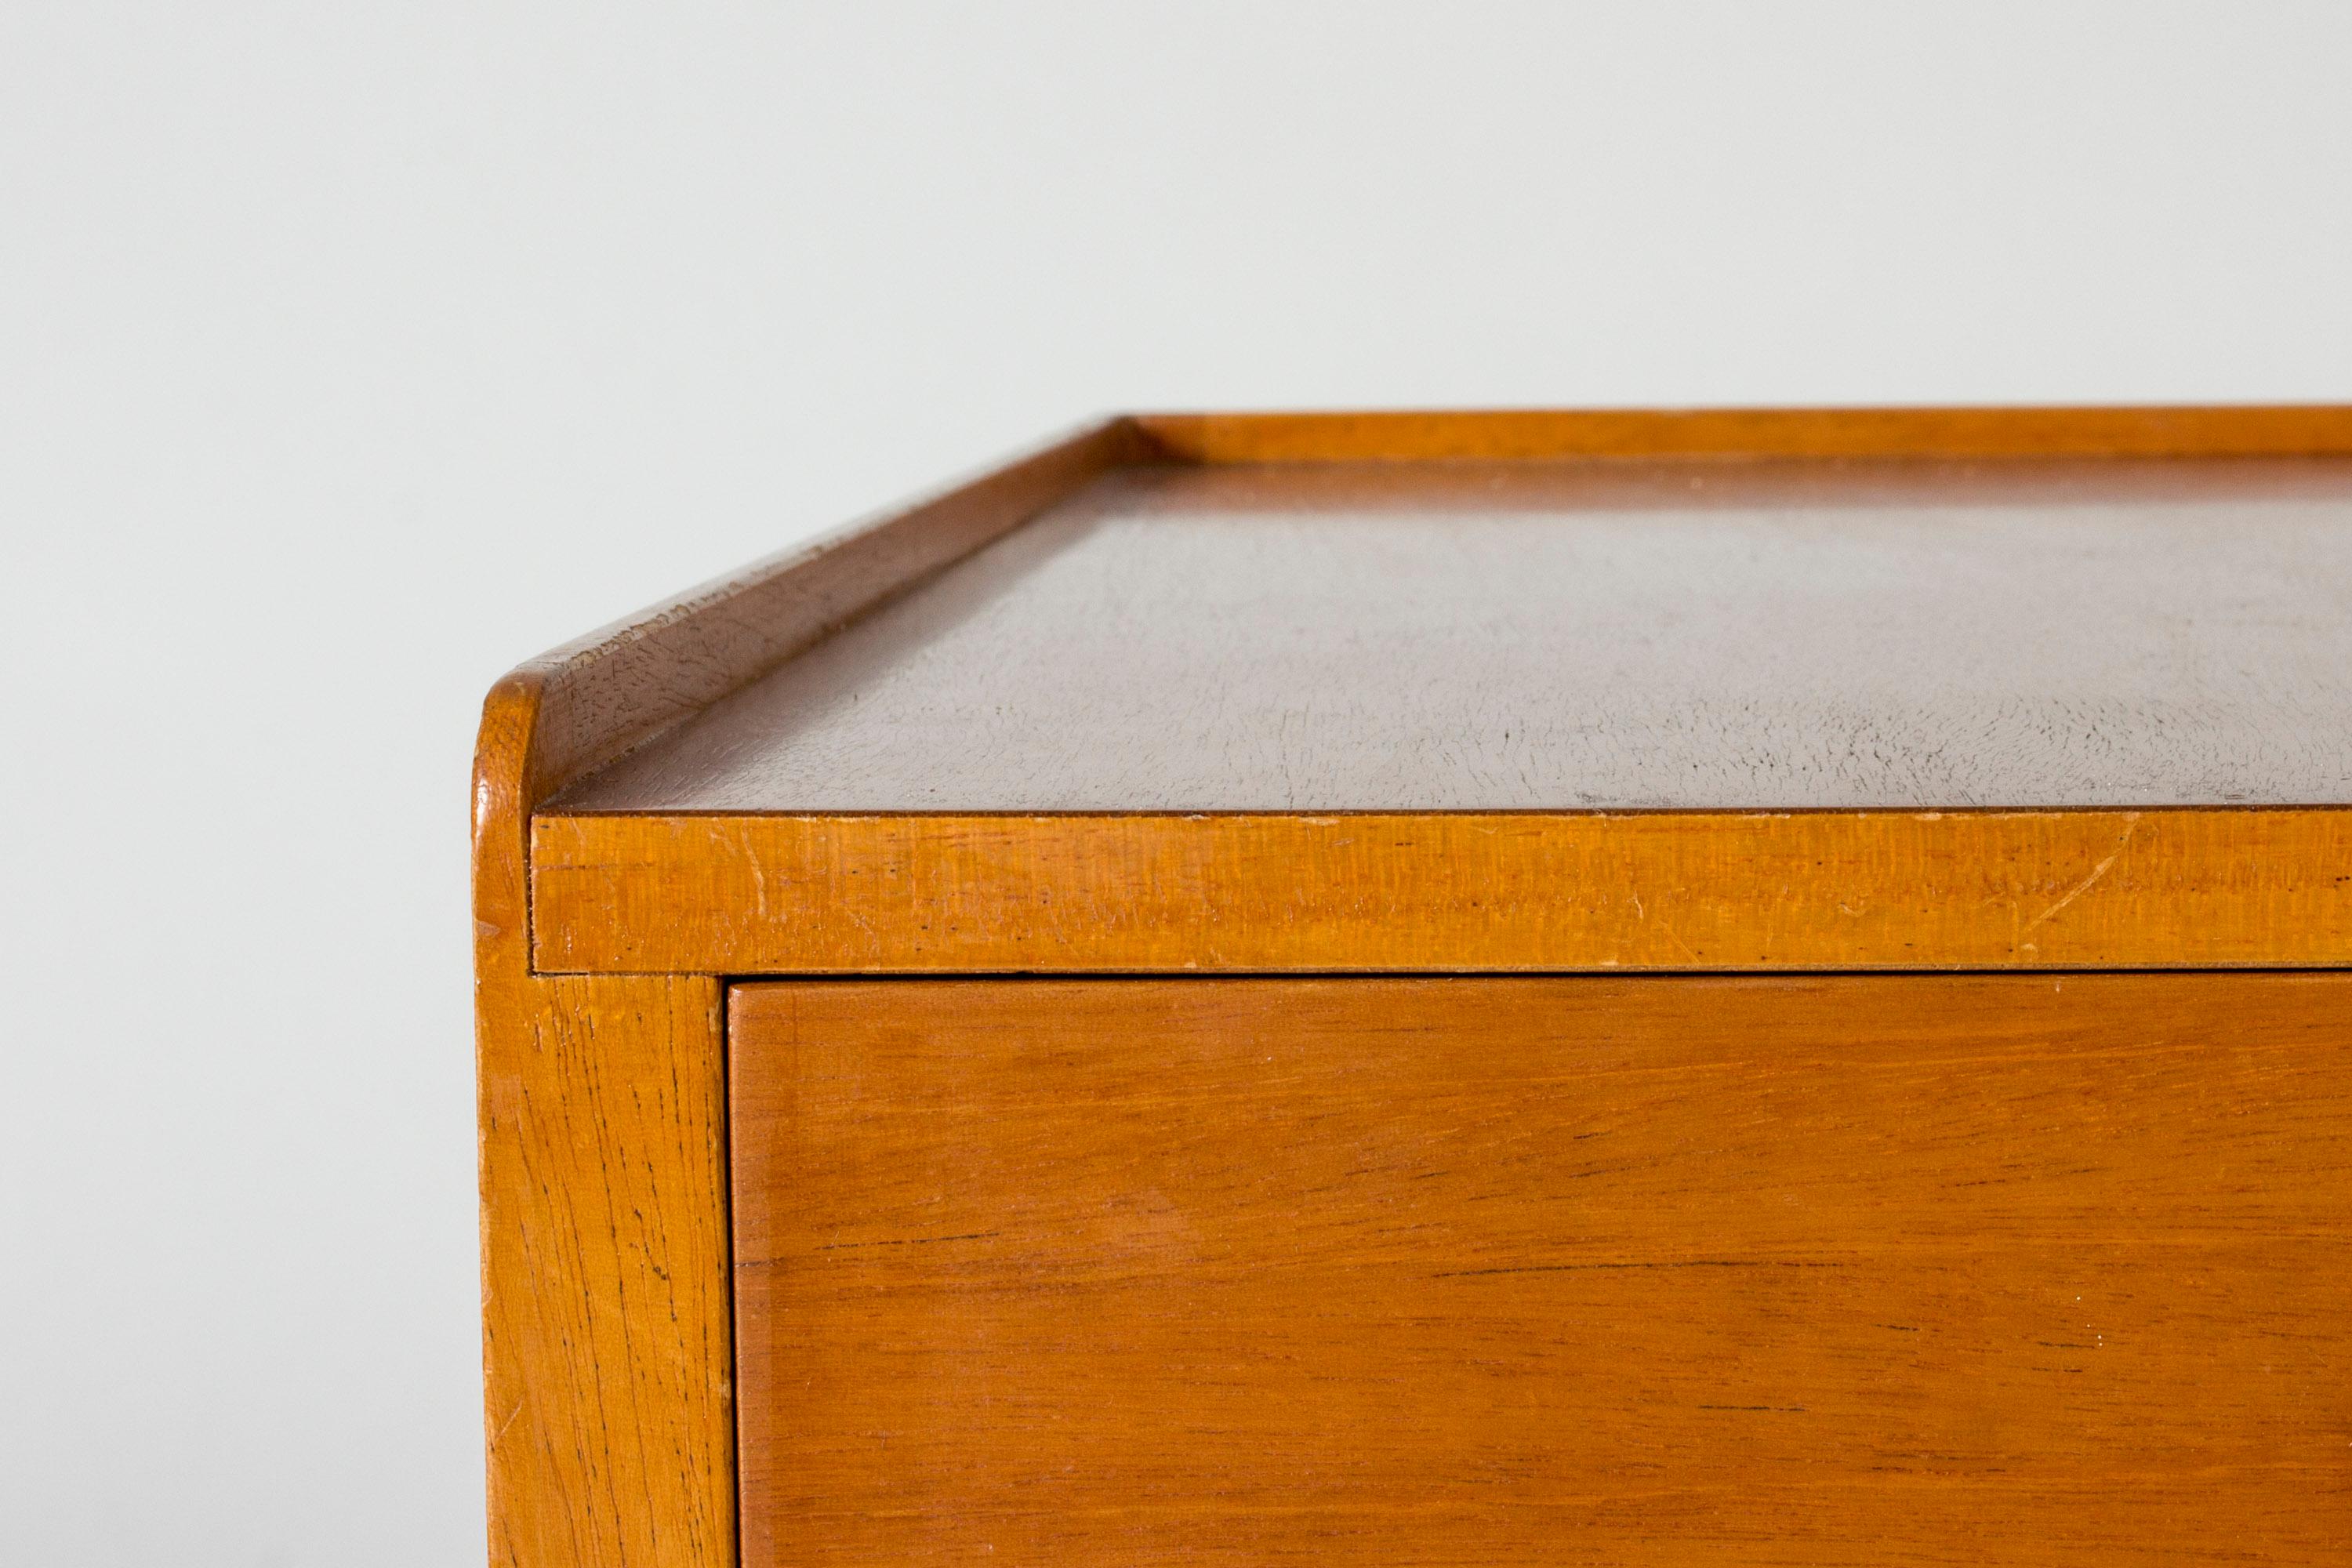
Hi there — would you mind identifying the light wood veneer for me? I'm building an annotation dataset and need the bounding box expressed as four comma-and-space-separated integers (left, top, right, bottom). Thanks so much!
731, 974, 2352, 1566
475, 406, 2352, 1567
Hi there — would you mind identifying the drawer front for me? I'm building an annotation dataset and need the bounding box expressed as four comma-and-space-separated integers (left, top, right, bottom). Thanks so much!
728, 975, 2351, 1565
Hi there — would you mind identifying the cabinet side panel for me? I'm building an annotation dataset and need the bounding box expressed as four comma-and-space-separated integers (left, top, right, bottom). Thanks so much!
477, 677, 735, 1567
478, 971, 731, 1568
467, 420, 1143, 1565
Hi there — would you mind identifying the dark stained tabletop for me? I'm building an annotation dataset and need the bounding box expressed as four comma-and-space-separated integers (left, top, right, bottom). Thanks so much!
552, 456, 2352, 813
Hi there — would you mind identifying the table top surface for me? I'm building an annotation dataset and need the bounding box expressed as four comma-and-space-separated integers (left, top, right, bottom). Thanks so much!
552, 454, 2352, 814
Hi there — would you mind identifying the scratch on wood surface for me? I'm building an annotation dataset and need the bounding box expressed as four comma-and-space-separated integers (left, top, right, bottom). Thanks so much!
1651, 913, 1701, 964
2023, 814, 2143, 937
532, 808, 2352, 971
1627, 885, 1701, 963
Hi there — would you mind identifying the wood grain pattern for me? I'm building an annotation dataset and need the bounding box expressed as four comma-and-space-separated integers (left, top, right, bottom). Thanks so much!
481, 407, 2352, 1563
530, 807, 2352, 974
551, 456, 2352, 815
476, 971, 731, 1566
1134, 403, 2352, 463
730, 974, 2352, 1566
472, 421, 1149, 1563
476, 679, 736, 1568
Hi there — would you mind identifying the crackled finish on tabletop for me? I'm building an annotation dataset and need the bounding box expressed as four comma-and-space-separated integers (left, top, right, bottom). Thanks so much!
558, 456, 2352, 814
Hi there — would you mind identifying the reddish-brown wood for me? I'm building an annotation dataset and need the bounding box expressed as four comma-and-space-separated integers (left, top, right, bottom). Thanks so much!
730, 974, 2352, 1566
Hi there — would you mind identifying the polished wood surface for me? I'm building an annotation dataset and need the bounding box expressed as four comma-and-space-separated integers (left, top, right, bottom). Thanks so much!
477, 408, 2352, 1566
531, 807, 2352, 973
555, 456, 2352, 813
730, 974, 2352, 1566
1134, 403, 2352, 463
471, 419, 1149, 1566
475, 681, 736, 1568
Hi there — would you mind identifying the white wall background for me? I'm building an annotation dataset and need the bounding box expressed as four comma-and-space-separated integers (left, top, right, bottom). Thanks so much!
4, 4, 2349, 1563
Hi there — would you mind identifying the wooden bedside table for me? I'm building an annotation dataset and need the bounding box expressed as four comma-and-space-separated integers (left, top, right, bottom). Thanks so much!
474, 407, 2352, 1566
